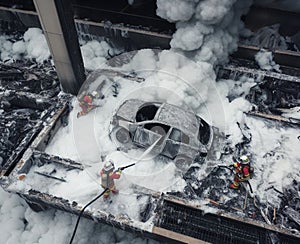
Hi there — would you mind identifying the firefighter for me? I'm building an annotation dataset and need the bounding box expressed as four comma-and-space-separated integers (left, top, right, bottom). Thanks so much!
100, 159, 122, 199
77, 91, 99, 117
229, 155, 252, 189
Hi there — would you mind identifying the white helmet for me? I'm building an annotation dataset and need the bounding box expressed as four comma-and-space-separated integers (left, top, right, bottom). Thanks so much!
104, 160, 114, 171
91, 91, 99, 98
239, 155, 249, 164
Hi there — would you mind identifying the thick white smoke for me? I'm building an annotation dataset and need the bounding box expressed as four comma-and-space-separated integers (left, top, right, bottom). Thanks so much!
157, 0, 253, 65
155, 0, 255, 134
156, 0, 195, 22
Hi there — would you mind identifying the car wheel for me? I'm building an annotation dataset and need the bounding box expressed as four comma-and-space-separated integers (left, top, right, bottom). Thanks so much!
174, 155, 193, 172
113, 127, 131, 144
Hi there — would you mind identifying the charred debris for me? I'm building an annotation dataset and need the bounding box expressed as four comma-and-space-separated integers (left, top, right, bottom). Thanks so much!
0, 60, 71, 176
218, 57, 300, 126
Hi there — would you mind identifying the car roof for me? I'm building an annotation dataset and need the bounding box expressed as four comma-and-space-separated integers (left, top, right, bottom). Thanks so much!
117, 99, 200, 137
155, 103, 199, 136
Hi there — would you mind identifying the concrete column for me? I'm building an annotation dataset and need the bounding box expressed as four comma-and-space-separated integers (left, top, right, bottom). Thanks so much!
33, 0, 85, 95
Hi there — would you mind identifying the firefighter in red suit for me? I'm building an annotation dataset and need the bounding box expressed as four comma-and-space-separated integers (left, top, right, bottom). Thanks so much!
100, 160, 122, 199
229, 155, 251, 189
77, 91, 99, 117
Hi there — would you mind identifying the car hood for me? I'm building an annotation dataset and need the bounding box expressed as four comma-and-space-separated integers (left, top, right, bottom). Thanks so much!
116, 99, 146, 122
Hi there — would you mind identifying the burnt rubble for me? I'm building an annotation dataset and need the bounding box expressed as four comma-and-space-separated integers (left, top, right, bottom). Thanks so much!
217, 57, 300, 126
0, 61, 60, 96
247, 79, 300, 112
0, 60, 67, 174
240, 24, 299, 52
172, 154, 300, 237
0, 108, 41, 165
182, 165, 267, 222
279, 180, 300, 232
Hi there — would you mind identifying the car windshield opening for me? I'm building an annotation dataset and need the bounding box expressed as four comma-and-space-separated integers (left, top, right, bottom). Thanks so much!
136, 104, 159, 122
198, 118, 210, 145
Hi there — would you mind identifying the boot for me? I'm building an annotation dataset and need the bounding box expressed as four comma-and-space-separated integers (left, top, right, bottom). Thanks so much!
229, 183, 239, 189
77, 111, 85, 118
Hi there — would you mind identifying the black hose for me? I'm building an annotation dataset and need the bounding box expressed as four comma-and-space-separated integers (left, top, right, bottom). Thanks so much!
217, 165, 233, 171
246, 181, 253, 194
69, 188, 108, 244
218, 165, 254, 192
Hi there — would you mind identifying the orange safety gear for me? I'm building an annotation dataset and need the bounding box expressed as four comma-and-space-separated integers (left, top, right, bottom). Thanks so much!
229, 160, 251, 189
100, 160, 121, 199
78, 94, 94, 115
83, 95, 93, 104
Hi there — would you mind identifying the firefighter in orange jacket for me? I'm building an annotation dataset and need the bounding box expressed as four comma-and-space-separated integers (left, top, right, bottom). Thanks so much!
77, 91, 99, 117
100, 160, 122, 199
229, 155, 251, 189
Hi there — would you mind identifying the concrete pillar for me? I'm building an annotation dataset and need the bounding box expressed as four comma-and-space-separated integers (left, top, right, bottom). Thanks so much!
33, 0, 85, 95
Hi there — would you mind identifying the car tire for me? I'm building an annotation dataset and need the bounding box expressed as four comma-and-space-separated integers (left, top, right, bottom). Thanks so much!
112, 127, 132, 144
174, 155, 193, 172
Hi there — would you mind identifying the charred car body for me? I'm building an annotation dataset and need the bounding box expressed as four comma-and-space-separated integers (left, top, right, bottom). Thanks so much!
110, 99, 214, 170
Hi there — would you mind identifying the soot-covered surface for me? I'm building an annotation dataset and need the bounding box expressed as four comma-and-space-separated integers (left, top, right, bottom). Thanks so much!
0, 60, 60, 170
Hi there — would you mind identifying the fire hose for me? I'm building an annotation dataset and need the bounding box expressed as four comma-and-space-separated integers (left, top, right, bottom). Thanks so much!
69, 137, 161, 243
69, 162, 138, 244
214, 164, 271, 224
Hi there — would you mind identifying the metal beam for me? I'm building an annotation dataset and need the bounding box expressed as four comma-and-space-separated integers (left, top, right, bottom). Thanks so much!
33, 0, 85, 95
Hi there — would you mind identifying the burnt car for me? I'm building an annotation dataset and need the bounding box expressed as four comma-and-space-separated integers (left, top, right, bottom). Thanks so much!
110, 99, 213, 171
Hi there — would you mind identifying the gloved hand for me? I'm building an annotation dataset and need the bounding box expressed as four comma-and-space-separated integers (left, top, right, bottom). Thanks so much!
118, 169, 122, 174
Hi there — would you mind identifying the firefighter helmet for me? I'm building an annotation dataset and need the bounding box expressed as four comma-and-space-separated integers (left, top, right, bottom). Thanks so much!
91, 91, 99, 98
104, 160, 114, 171
239, 155, 249, 164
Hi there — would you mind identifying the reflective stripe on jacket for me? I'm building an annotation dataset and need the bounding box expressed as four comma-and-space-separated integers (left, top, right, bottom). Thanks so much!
100, 169, 121, 189
233, 162, 250, 180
